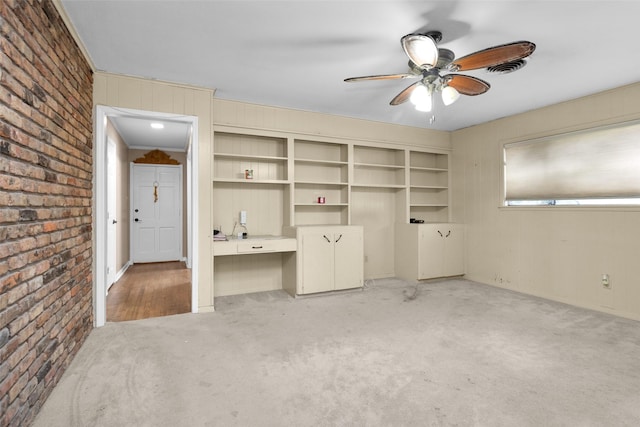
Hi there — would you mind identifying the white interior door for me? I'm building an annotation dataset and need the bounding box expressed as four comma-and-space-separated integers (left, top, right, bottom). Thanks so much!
131, 164, 182, 263
106, 138, 117, 289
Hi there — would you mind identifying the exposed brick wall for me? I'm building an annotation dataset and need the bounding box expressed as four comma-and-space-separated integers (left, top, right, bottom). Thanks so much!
0, 1, 93, 426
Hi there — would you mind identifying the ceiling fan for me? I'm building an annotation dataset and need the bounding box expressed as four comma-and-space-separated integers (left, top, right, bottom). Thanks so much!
345, 31, 536, 115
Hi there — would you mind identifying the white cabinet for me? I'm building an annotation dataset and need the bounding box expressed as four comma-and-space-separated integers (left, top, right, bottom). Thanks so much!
283, 225, 363, 295
395, 223, 464, 281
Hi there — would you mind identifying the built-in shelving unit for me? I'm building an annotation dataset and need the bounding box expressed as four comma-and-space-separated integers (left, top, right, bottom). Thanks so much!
213, 132, 289, 183
409, 151, 450, 222
211, 126, 453, 292
212, 129, 451, 231
352, 145, 406, 188
212, 132, 291, 238
294, 140, 349, 225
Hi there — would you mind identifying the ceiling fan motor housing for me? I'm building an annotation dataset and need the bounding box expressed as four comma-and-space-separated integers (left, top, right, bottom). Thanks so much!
421, 30, 443, 43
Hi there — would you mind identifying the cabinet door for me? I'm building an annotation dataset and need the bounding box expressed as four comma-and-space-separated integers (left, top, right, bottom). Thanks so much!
333, 229, 364, 290
418, 225, 444, 279
300, 231, 334, 294
442, 225, 464, 276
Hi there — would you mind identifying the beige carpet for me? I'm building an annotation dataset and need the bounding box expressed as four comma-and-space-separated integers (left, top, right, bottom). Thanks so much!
33, 278, 640, 426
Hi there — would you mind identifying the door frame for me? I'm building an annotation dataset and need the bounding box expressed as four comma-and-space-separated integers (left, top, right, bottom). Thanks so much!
106, 137, 117, 289
94, 105, 199, 327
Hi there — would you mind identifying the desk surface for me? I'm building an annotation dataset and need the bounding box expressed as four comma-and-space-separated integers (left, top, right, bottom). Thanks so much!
213, 235, 297, 256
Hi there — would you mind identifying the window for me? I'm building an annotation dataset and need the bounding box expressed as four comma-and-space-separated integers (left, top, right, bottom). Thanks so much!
503, 120, 640, 206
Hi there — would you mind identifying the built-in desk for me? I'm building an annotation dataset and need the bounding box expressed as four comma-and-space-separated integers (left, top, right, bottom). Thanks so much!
213, 235, 297, 256
213, 236, 297, 297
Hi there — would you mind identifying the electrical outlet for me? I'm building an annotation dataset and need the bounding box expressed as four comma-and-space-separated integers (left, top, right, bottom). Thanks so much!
602, 274, 611, 289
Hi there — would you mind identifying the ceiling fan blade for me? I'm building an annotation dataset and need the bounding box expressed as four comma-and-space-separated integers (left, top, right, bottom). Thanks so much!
446, 74, 490, 96
344, 73, 418, 82
390, 81, 421, 105
451, 41, 535, 71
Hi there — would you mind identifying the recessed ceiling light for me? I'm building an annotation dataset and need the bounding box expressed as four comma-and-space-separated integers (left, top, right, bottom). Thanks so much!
150, 122, 164, 129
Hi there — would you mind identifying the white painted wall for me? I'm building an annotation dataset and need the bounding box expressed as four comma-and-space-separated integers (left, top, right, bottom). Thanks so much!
452, 82, 640, 321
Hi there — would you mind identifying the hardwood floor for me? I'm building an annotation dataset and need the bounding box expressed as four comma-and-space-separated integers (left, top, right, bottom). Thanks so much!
107, 261, 191, 322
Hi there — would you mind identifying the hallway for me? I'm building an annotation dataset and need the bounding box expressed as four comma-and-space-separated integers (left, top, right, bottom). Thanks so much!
107, 261, 191, 322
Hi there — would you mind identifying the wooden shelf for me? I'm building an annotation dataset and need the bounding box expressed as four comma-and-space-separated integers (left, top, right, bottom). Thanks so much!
294, 203, 349, 207
354, 162, 405, 170
410, 185, 448, 190
295, 180, 348, 186
213, 178, 290, 185
410, 166, 448, 172
295, 158, 348, 166
351, 183, 406, 189
215, 153, 288, 161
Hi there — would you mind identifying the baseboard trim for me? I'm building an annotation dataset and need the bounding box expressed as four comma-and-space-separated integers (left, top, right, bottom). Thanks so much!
108, 261, 132, 292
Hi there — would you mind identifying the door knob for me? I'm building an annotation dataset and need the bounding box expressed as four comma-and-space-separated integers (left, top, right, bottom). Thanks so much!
134, 218, 140, 222
135, 209, 139, 213
112, 219, 117, 224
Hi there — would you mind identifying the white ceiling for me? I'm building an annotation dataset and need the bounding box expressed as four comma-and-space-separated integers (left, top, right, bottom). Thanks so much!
109, 115, 192, 152
61, 0, 640, 141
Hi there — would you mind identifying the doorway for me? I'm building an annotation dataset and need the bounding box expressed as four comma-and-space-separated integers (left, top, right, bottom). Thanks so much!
94, 105, 199, 327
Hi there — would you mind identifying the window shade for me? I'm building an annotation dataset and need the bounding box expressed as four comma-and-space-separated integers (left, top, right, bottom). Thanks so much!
504, 121, 640, 201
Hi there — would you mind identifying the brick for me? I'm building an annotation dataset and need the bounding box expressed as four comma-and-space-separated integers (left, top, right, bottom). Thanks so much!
0, 298, 23, 329
7, 341, 28, 370
1, 1, 94, 425
35, 360, 50, 382
17, 209, 37, 221
0, 327, 8, 347
9, 371, 29, 403
7, 281, 28, 305
18, 377, 38, 404
8, 311, 29, 336
0, 368, 19, 400
0, 272, 22, 292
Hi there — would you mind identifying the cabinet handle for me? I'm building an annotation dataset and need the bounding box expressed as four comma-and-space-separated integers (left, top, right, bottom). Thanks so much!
437, 230, 443, 237
323, 235, 331, 243
335, 234, 343, 243
251, 245, 263, 249
446, 230, 451, 237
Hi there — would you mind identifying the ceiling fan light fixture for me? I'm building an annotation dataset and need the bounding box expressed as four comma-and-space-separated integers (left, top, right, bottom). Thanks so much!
441, 85, 460, 106
410, 84, 432, 112
401, 34, 438, 68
